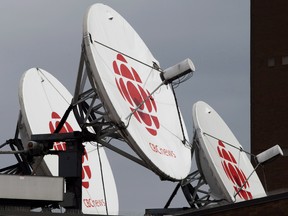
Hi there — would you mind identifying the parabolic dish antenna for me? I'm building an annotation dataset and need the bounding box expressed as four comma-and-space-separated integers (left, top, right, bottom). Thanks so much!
192, 101, 266, 203
18, 68, 119, 215
82, 3, 191, 181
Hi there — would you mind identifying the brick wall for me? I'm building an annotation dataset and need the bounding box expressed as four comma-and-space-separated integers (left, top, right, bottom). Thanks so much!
251, 0, 288, 192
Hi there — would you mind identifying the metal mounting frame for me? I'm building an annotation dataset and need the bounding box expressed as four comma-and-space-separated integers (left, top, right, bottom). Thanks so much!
164, 134, 220, 209
181, 170, 215, 208
73, 45, 119, 139
0, 113, 32, 175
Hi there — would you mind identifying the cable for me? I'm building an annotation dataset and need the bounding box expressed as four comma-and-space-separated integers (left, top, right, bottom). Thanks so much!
37, 68, 70, 105
203, 132, 255, 158
37, 67, 73, 134
171, 85, 188, 145
93, 41, 192, 89
93, 40, 162, 73
125, 82, 163, 126
96, 144, 109, 215
233, 163, 260, 199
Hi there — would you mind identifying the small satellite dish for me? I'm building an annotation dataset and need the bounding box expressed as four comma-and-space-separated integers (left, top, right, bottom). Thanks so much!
82, 3, 191, 180
18, 68, 119, 215
192, 101, 266, 202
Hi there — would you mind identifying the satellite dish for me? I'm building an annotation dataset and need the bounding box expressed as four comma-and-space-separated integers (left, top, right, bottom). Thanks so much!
81, 3, 191, 181
18, 68, 119, 215
192, 101, 266, 203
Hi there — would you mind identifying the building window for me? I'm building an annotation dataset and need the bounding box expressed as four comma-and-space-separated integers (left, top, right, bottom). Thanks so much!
282, 56, 288, 65
267, 58, 275, 67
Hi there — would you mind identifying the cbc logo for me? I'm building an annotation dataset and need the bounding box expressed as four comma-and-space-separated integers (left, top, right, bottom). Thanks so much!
49, 111, 92, 188
82, 148, 92, 189
113, 54, 160, 136
217, 140, 253, 200
48, 112, 72, 151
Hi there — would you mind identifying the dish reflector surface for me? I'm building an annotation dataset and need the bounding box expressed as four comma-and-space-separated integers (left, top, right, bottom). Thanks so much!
83, 3, 191, 180
18, 68, 119, 214
192, 101, 266, 202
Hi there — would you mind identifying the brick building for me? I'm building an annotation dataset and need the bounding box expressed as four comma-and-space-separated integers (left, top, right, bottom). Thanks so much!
251, 0, 288, 192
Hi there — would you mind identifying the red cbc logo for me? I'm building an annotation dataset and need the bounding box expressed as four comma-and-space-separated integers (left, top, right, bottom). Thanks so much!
113, 54, 160, 136
217, 140, 253, 200
49, 111, 91, 189
82, 148, 91, 189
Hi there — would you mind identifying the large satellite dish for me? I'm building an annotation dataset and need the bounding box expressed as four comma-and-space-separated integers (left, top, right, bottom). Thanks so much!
18, 68, 119, 215
192, 101, 266, 202
80, 3, 191, 181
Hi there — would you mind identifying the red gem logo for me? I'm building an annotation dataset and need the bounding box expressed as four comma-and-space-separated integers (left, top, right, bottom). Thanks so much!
113, 54, 160, 136
82, 148, 92, 189
217, 140, 253, 200
49, 111, 92, 188
49, 112, 73, 151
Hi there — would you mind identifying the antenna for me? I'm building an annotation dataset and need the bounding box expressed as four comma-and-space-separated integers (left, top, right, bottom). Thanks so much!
256, 144, 283, 165
18, 68, 119, 214
161, 58, 195, 84
164, 101, 268, 210
72, 3, 193, 181
191, 101, 266, 203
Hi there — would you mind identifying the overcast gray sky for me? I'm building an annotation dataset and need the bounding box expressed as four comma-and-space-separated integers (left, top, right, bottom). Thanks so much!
0, 0, 249, 214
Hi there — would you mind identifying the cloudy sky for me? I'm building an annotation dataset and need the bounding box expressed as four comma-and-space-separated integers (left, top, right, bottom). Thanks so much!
0, 0, 249, 214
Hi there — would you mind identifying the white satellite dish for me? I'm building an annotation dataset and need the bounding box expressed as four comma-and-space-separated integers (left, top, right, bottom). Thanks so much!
192, 101, 266, 203
18, 68, 119, 215
81, 3, 191, 181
